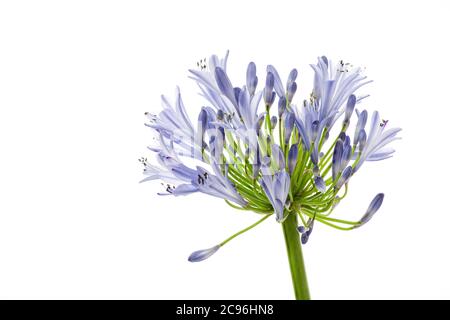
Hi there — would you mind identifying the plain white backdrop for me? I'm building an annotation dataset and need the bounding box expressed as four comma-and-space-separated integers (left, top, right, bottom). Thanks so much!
0, 0, 449, 299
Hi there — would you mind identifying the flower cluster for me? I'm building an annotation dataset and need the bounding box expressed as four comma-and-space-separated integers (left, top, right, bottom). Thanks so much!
141, 52, 401, 261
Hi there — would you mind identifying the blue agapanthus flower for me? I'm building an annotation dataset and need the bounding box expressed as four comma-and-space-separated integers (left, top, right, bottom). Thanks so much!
141, 51, 401, 261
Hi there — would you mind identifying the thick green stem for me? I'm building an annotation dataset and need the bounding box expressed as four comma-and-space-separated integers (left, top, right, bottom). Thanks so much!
282, 213, 310, 300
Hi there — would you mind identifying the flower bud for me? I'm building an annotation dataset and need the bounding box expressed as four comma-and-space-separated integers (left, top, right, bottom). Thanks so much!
343, 94, 356, 128
284, 111, 295, 145
264, 72, 275, 106
278, 96, 287, 117
288, 144, 298, 174
336, 166, 352, 189
332, 140, 343, 181
287, 81, 297, 102
246, 62, 257, 96
358, 129, 367, 153
287, 68, 298, 87
188, 245, 220, 262
359, 193, 384, 226
353, 109, 368, 147
314, 176, 326, 193
271, 116, 278, 129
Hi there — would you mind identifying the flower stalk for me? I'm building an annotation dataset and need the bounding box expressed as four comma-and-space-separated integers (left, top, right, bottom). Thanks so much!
282, 212, 310, 300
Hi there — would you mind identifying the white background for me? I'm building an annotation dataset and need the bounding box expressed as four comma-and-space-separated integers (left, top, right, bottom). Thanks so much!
0, 0, 449, 299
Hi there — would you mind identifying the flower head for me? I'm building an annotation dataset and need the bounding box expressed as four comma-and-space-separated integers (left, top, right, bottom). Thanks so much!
141, 52, 401, 261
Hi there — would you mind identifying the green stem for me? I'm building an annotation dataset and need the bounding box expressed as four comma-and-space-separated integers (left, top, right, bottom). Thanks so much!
220, 214, 272, 246
282, 213, 310, 300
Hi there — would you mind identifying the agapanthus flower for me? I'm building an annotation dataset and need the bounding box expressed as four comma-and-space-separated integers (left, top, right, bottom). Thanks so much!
141, 51, 401, 299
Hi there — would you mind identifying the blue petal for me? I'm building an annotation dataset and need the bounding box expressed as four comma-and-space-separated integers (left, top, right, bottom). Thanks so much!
276, 171, 291, 200
171, 165, 197, 181
319, 80, 336, 120
238, 87, 250, 120
214, 67, 237, 106
233, 87, 241, 104
344, 134, 351, 147
188, 69, 217, 92
256, 112, 266, 133
366, 148, 395, 161
267, 65, 285, 97
172, 184, 199, 195
271, 144, 285, 170
294, 118, 310, 150
267, 91, 276, 106
310, 144, 319, 165
341, 143, 352, 171
196, 108, 208, 152
274, 199, 285, 222
252, 163, 261, 179
157, 152, 180, 168
366, 111, 381, 147
311, 120, 320, 142
261, 155, 271, 167
139, 175, 159, 183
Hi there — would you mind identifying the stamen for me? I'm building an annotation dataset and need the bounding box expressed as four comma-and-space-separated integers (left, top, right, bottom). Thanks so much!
197, 174, 205, 185
138, 157, 148, 167
197, 58, 207, 70
145, 112, 157, 123
337, 60, 352, 73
